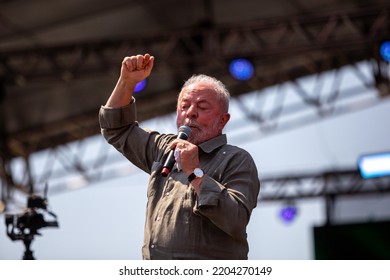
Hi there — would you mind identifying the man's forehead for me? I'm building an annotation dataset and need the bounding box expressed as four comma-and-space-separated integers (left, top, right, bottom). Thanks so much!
179, 93, 216, 105
180, 84, 216, 100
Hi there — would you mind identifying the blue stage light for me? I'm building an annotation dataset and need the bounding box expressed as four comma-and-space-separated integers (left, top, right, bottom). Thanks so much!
229, 58, 254, 81
134, 79, 147, 93
358, 152, 390, 179
380, 41, 390, 62
279, 205, 298, 224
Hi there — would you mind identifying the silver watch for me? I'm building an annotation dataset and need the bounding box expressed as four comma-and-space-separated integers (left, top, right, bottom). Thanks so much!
188, 168, 204, 182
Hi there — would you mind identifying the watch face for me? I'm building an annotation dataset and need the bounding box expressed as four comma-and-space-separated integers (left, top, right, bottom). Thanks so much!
194, 168, 204, 177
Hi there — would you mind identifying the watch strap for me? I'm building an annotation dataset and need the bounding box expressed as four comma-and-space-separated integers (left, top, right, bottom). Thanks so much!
188, 173, 197, 182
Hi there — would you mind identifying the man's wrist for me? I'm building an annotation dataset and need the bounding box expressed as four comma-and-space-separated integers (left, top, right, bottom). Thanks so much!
188, 168, 204, 182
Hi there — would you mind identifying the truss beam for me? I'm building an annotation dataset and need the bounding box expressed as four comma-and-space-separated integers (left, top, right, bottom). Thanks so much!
0, 5, 389, 84
259, 170, 390, 202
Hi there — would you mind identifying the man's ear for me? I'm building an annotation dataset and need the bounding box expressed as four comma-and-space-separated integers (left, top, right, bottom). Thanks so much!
220, 112, 230, 128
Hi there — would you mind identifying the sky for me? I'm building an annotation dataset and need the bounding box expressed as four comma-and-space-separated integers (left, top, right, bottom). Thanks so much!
1, 61, 390, 260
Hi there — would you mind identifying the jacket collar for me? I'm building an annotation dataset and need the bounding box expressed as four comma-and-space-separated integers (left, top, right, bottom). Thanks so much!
198, 134, 227, 153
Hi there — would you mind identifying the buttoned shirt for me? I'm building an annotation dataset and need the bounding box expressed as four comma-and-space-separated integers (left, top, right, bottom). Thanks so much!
99, 98, 260, 259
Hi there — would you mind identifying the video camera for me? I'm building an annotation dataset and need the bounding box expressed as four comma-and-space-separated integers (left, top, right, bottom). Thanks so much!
5, 194, 59, 259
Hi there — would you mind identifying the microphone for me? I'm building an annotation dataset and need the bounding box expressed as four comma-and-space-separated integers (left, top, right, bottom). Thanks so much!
161, 125, 192, 177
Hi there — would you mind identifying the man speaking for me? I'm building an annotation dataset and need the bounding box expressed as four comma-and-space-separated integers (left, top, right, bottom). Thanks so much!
99, 53, 260, 259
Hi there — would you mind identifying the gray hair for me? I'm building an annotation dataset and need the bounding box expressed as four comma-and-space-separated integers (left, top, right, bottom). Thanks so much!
179, 74, 230, 112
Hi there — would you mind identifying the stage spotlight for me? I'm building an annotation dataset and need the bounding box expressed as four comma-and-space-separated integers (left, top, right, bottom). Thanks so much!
380, 41, 390, 62
279, 202, 298, 224
358, 152, 390, 179
228, 58, 254, 81
134, 79, 147, 93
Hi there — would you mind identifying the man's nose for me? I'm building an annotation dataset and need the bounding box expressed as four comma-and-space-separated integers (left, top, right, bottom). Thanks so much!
186, 105, 198, 118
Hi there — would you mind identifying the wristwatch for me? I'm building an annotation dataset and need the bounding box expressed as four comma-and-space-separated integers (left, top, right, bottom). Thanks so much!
188, 168, 204, 182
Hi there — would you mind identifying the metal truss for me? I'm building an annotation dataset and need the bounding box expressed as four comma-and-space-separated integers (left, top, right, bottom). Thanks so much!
259, 170, 390, 202
259, 169, 390, 224
230, 59, 389, 139
0, 134, 141, 210
3, 135, 390, 212
0, 4, 389, 84
1, 3, 389, 160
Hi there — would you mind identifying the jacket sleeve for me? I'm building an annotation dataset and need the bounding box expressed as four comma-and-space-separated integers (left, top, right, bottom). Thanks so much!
98, 99, 168, 174
193, 148, 260, 239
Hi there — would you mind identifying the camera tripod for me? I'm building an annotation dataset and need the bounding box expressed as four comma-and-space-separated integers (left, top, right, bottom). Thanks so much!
5, 192, 59, 260
21, 235, 35, 260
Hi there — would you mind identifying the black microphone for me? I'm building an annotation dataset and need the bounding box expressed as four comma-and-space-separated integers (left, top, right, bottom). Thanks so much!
161, 125, 192, 177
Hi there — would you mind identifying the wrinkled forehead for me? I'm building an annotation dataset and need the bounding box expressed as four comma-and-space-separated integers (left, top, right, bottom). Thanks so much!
178, 83, 218, 103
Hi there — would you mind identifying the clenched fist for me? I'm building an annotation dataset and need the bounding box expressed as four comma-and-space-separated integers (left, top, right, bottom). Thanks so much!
120, 54, 154, 84
105, 53, 154, 108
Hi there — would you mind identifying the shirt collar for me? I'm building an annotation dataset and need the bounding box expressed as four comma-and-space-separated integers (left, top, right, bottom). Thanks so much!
198, 134, 227, 153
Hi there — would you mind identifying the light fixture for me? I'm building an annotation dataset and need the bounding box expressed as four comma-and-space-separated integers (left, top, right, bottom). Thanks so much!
358, 152, 390, 179
380, 41, 390, 62
134, 79, 147, 93
228, 58, 254, 81
279, 201, 298, 224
